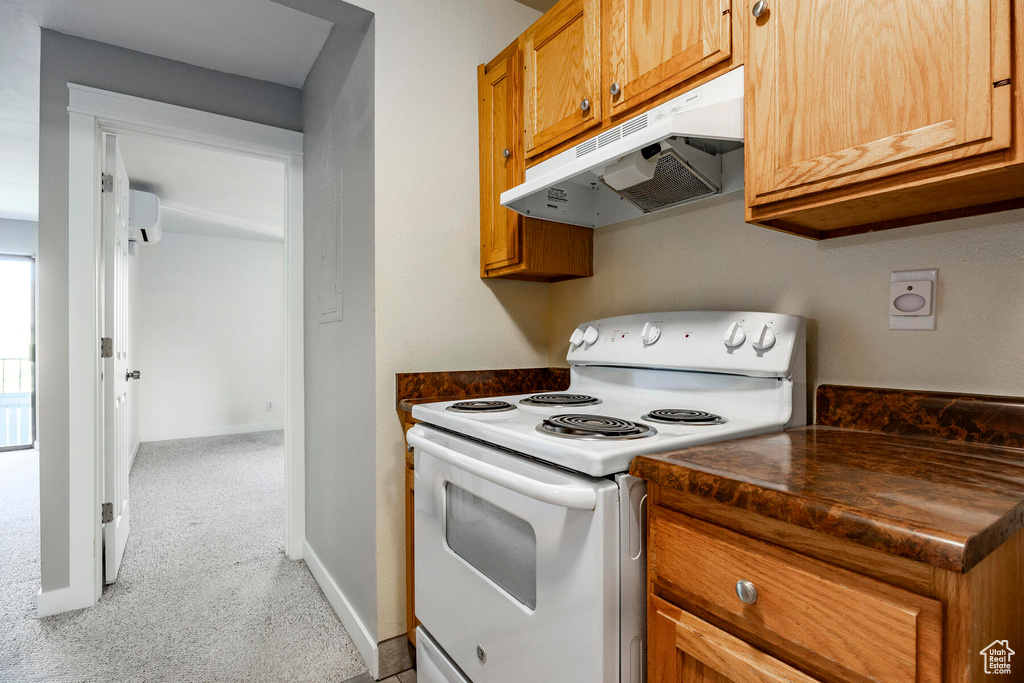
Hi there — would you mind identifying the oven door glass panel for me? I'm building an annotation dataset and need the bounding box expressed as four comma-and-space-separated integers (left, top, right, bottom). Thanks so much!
445, 481, 537, 609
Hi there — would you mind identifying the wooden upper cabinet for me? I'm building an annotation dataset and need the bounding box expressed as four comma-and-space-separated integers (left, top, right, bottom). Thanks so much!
603, 0, 733, 117
523, 0, 602, 158
746, 0, 1012, 207
479, 44, 594, 282
479, 48, 521, 271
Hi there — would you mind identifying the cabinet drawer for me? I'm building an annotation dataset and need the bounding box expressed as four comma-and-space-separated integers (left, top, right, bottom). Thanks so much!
649, 507, 942, 683
650, 594, 822, 683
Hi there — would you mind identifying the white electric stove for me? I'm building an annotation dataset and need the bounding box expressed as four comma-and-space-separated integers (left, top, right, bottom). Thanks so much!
409, 311, 806, 683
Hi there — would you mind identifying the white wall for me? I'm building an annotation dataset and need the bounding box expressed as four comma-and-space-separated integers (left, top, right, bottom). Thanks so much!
338, 0, 547, 642
548, 195, 1024, 406
137, 231, 285, 441
300, 13, 379, 651
128, 246, 140, 460
0, 218, 37, 256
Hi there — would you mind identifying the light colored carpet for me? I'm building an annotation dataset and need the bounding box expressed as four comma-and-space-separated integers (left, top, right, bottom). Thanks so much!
0, 432, 368, 682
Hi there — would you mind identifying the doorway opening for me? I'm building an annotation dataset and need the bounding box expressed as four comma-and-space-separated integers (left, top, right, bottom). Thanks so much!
61, 85, 304, 612
0, 255, 35, 452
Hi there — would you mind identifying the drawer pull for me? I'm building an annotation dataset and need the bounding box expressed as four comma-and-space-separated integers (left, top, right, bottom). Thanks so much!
735, 579, 758, 604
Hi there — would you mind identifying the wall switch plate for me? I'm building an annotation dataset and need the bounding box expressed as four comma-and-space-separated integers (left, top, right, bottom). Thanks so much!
266, 401, 274, 412
890, 269, 937, 330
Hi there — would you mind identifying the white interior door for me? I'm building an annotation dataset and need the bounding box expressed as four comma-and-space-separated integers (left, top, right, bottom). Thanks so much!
102, 133, 131, 584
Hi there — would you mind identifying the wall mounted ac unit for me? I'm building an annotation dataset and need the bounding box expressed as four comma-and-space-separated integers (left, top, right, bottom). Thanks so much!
129, 189, 162, 243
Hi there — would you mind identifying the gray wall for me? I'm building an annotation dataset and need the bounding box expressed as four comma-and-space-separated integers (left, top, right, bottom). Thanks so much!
0, 218, 37, 256
38, 29, 301, 591
300, 19, 378, 640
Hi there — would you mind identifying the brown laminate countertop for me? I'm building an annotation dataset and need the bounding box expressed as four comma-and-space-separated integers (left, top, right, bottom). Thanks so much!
396, 368, 570, 413
630, 426, 1024, 573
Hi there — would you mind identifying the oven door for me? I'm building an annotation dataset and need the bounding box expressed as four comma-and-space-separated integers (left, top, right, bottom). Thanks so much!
410, 424, 620, 683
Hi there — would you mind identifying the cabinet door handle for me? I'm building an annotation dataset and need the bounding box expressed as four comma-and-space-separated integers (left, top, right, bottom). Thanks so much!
610, 82, 620, 96
502, 148, 510, 159
752, 0, 769, 17
580, 98, 590, 112
735, 580, 758, 604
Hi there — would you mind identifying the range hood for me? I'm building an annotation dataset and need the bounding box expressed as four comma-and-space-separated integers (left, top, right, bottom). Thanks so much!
501, 66, 744, 228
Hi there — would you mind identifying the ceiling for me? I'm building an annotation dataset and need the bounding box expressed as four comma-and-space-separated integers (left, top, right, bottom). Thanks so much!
514, 0, 558, 12
117, 133, 286, 243
0, 0, 333, 222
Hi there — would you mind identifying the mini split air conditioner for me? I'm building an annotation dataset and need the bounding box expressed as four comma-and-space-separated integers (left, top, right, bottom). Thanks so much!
128, 189, 162, 243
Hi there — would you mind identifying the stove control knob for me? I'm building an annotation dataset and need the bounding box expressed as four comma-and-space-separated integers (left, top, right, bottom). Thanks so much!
583, 325, 600, 345
641, 322, 661, 345
723, 322, 746, 348
751, 324, 776, 351
569, 328, 585, 347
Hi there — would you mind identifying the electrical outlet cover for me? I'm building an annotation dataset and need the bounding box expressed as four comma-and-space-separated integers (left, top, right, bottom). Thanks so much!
890, 269, 937, 330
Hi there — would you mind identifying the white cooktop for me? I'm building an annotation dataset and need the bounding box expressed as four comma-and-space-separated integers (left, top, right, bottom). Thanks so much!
412, 369, 796, 477
412, 311, 807, 477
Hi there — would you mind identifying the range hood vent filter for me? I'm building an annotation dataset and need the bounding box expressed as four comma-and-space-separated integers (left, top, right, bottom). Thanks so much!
612, 151, 718, 213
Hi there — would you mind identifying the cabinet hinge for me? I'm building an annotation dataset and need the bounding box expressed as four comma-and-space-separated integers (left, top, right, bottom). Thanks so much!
100, 337, 114, 358
101, 502, 113, 524
101, 173, 113, 193
994, 78, 1012, 88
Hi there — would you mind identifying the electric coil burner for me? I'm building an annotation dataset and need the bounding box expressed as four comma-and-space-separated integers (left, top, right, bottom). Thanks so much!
520, 393, 601, 407
445, 400, 517, 413
641, 409, 727, 425
537, 414, 655, 440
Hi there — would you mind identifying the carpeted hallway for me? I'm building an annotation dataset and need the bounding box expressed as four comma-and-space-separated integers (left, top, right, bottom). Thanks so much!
0, 431, 369, 682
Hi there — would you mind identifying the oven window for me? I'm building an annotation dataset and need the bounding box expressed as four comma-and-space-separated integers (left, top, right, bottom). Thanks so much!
445, 482, 537, 609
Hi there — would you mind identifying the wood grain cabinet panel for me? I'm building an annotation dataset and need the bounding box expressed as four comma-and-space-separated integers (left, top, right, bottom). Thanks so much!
523, 0, 602, 157
650, 595, 822, 683
746, 0, 1012, 207
479, 50, 521, 271
603, 0, 732, 117
478, 43, 594, 282
649, 508, 943, 683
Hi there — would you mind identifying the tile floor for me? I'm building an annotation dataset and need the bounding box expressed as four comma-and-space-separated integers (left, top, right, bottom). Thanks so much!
343, 669, 416, 683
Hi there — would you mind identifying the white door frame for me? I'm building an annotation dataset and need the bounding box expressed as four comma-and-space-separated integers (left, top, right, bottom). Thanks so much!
61, 83, 305, 613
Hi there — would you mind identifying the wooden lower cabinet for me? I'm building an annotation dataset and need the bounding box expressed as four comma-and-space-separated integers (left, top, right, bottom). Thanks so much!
405, 455, 416, 646
647, 486, 1024, 683
400, 413, 420, 647
650, 596, 822, 683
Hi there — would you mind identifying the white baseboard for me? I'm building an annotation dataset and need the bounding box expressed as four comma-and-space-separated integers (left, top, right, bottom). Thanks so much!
141, 422, 284, 443
37, 586, 71, 617
303, 540, 379, 678
129, 440, 141, 471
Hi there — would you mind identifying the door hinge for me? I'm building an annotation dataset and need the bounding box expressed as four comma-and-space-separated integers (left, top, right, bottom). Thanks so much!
101, 173, 113, 193
101, 502, 114, 524
100, 337, 114, 358
994, 78, 1012, 88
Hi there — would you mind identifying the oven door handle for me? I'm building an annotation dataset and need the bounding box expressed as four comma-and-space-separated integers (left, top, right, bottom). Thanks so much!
408, 432, 598, 511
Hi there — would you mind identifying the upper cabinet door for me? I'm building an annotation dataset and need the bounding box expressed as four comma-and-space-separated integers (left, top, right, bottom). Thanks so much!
523, 0, 602, 158
479, 49, 521, 271
604, 0, 733, 117
747, 0, 1012, 206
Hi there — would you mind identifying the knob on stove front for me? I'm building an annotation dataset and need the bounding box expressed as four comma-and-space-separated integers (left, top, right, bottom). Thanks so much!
583, 325, 600, 345
751, 324, 776, 351
569, 328, 585, 348
723, 322, 746, 349
641, 322, 661, 345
